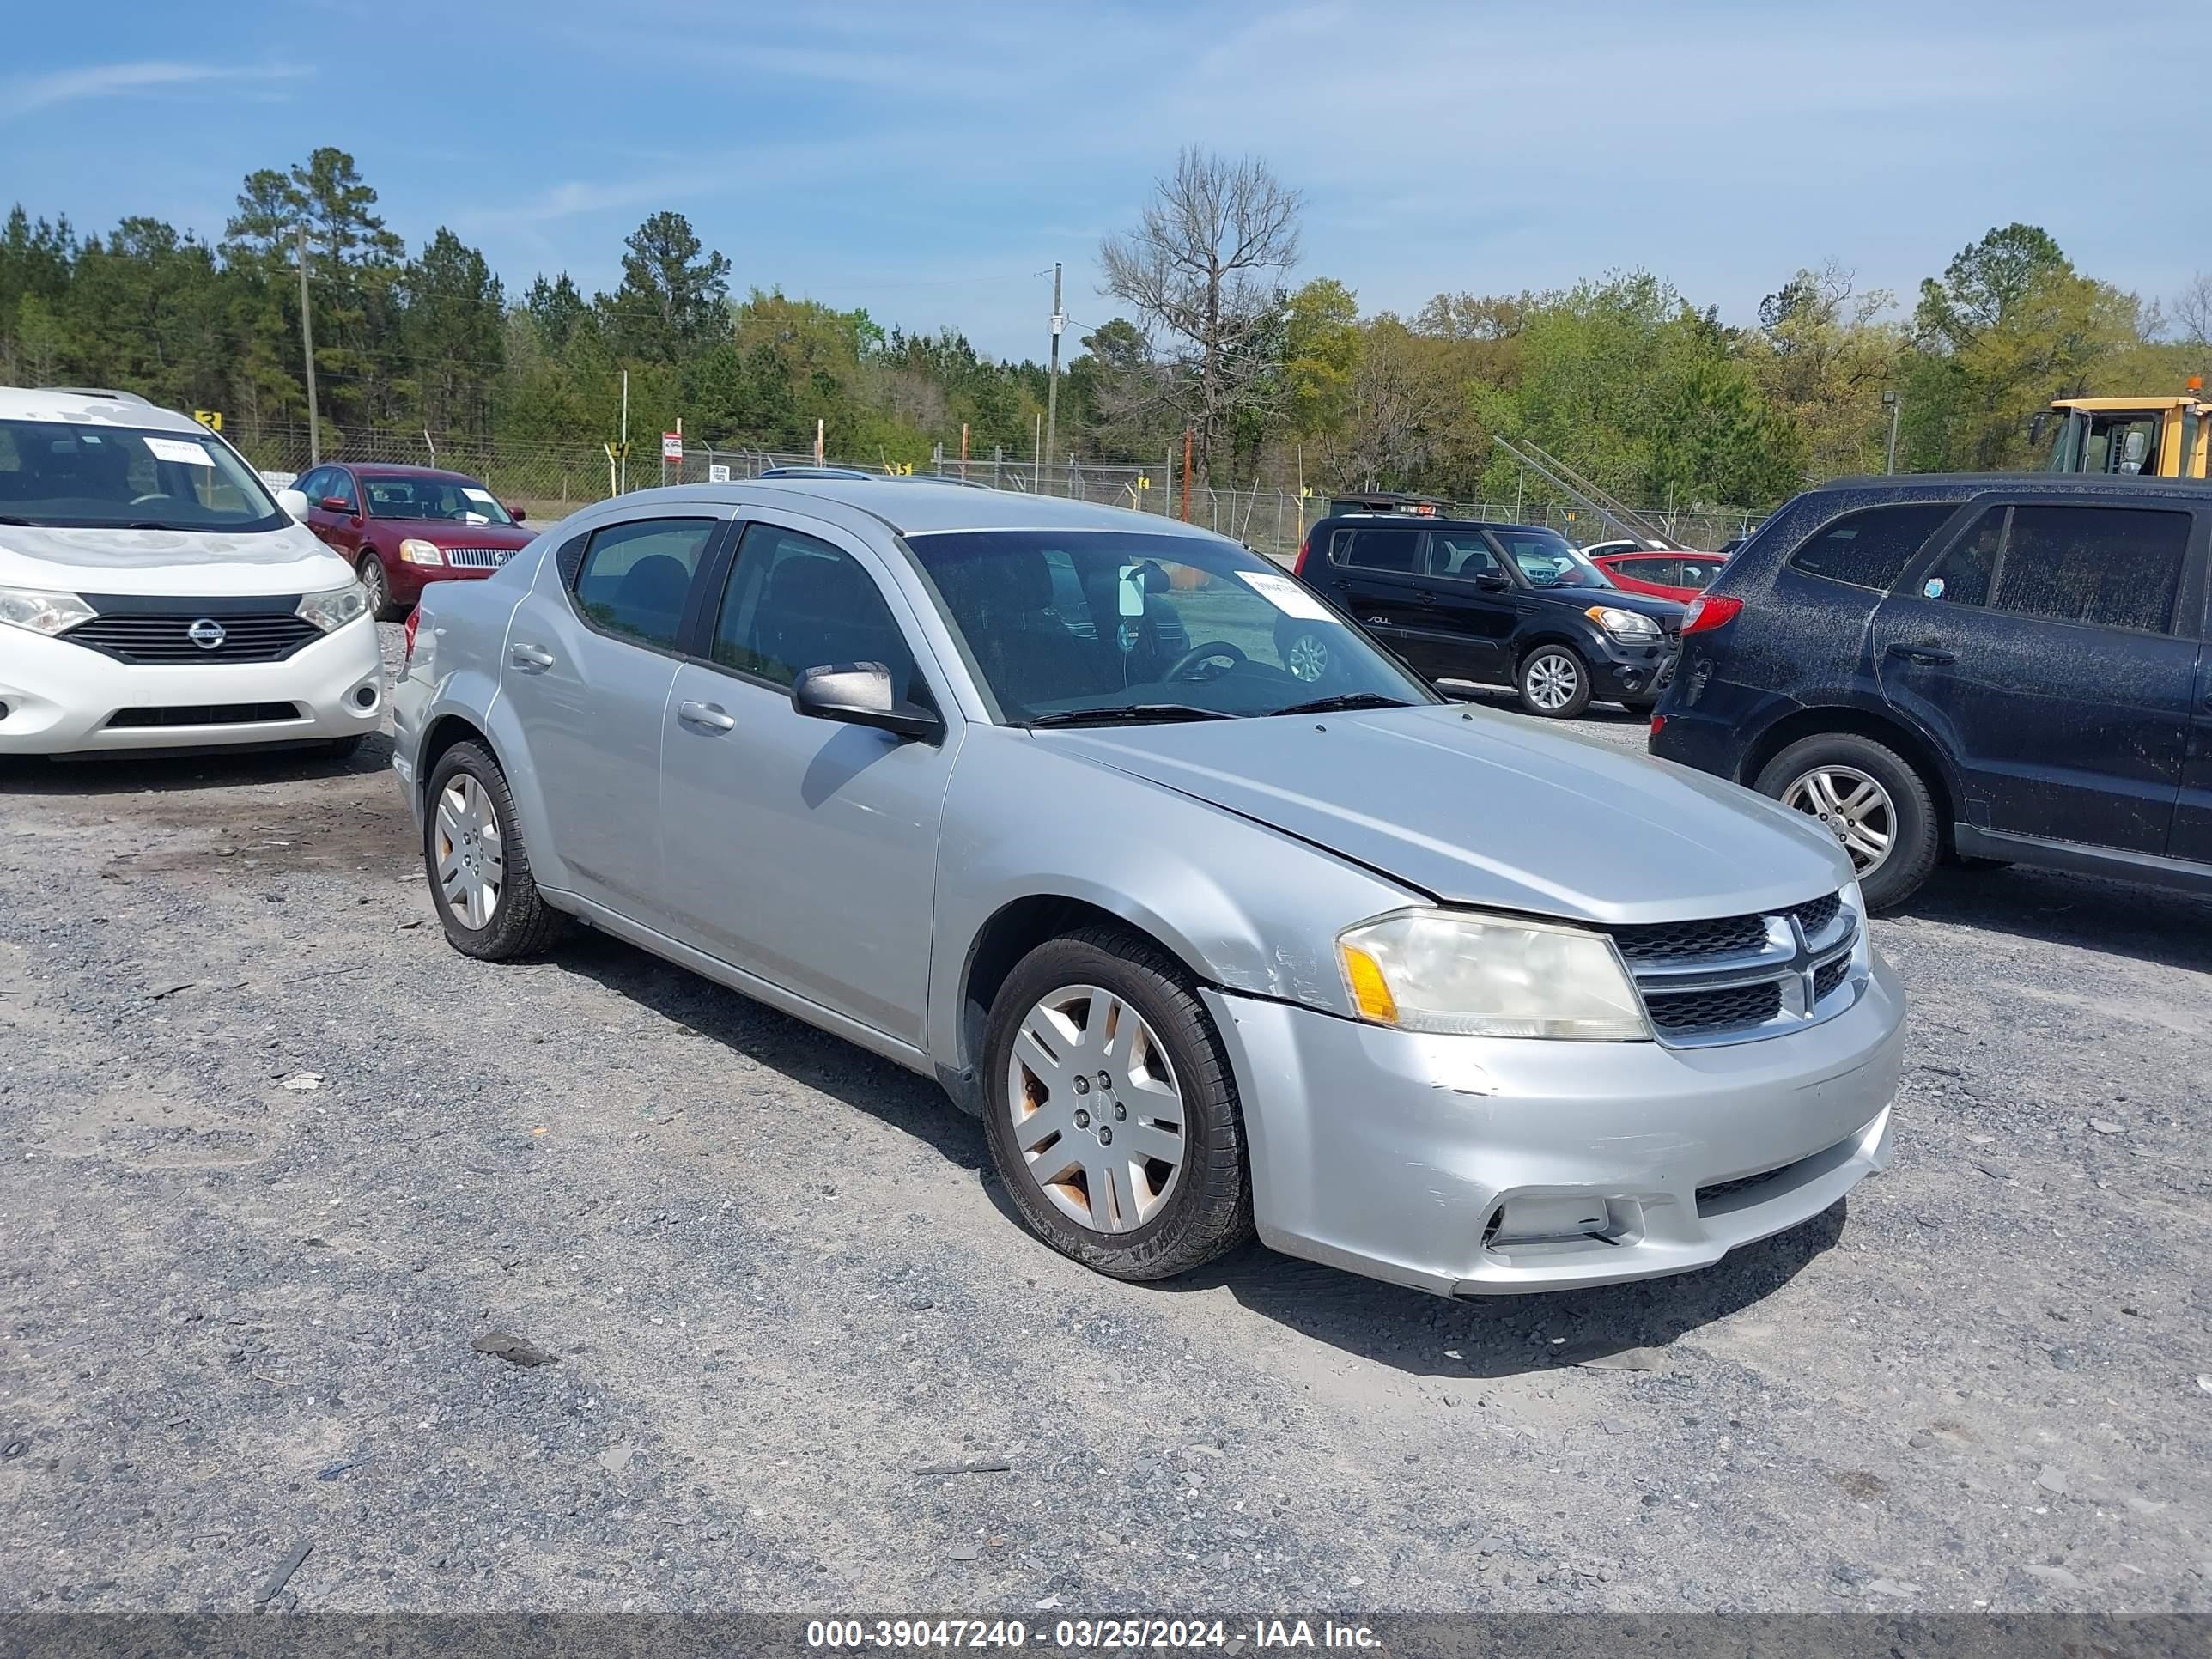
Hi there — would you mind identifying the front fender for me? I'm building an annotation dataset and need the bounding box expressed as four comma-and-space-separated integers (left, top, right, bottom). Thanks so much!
926, 729, 1420, 1068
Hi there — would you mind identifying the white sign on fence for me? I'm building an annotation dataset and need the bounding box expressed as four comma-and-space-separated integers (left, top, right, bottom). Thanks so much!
661, 432, 684, 463
708, 463, 730, 483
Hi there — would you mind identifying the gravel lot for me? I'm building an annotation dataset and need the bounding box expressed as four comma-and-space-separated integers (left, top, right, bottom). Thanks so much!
2, 633, 2206, 1615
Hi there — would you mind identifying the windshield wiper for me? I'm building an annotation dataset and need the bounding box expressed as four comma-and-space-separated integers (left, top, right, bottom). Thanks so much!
1270, 692, 1419, 717
1026, 703, 1236, 728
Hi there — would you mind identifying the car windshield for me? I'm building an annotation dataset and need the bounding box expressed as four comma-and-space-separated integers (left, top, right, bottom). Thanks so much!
363, 475, 514, 525
1496, 530, 1613, 588
905, 529, 1437, 724
0, 418, 284, 532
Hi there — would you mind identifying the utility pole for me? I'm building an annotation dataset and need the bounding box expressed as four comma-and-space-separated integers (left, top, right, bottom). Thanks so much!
1882, 389, 1902, 474
295, 225, 320, 466
1044, 262, 1064, 477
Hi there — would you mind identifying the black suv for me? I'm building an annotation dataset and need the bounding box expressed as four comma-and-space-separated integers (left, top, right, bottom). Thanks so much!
1290, 515, 1686, 716
1650, 474, 2212, 909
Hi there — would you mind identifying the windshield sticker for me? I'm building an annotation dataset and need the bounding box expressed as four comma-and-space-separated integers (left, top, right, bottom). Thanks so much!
461, 487, 496, 504
144, 436, 215, 467
1237, 568, 1334, 622
1923, 577, 1945, 599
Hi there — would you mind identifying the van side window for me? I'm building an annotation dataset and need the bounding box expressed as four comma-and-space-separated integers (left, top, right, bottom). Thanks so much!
1788, 503, 1958, 590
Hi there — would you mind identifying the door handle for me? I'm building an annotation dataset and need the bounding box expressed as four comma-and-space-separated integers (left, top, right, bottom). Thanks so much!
1886, 641, 1955, 667
508, 642, 555, 672
678, 699, 736, 733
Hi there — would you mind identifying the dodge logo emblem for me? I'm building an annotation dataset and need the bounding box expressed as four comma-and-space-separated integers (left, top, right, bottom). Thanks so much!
186, 618, 227, 651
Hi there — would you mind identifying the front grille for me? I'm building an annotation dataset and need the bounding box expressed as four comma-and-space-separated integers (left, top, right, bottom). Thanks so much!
106, 702, 301, 729
65, 612, 321, 664
1609, 913, 1768, 964
1796, 893, 1842, 940
1696, 1159, 1796, 1212
441, 546, 515, 570
1644, 981, 1783, 1036
1606, 888, 1858, 1046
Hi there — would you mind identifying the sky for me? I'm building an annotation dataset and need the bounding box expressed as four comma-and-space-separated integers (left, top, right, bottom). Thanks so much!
3, 0, 2205, 362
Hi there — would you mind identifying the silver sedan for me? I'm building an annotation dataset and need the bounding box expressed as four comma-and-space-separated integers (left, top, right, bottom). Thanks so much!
389, 479, 1905, 1295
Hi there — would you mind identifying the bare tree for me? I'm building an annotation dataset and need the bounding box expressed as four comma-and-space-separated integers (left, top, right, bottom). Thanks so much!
1100, 148, 1301, 489
2171, 271, 2212, 345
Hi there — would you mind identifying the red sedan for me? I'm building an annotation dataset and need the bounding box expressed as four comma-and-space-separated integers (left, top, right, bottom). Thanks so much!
1590, 550, 1727, 603
287, 462, 537, 620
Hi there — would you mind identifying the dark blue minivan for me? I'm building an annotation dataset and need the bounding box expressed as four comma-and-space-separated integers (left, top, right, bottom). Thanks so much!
1649, 474, 2212, 909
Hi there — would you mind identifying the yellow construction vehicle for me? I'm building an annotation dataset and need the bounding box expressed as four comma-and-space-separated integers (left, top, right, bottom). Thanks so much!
2043, 381, 2209, 478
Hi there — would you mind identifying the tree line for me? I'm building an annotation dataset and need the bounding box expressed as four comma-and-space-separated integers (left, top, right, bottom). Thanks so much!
2, 144, 2203, 511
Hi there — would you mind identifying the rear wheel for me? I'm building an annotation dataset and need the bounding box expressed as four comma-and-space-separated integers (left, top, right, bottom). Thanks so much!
422, 740, 565, 959
358, 552, 401, 623
1516, 644, 1593, 718
1756, 732, 1940, 912
981, 928, 1252, 1282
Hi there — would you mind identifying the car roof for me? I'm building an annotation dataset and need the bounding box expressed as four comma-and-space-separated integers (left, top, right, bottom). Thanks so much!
1595, 548, 1724, 560
1814, 471, 2212, 499
0, 385, 203, 431
1317, 514, 1565, 537
343, 462, 486, 483
592, 478, 1230, 541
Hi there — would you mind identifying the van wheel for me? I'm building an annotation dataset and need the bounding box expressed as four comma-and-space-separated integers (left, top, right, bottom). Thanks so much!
422, 740, 566, 959
1756, 732, 1940, 912
1517, 645, 1592, 718
981, 927, 1253, 1282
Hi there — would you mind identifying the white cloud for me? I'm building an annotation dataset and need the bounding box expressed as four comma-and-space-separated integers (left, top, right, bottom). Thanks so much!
3, 58, 308, 118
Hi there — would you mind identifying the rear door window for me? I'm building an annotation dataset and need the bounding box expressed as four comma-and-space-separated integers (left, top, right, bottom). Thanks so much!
1340, 527, 1422, 573
571, 517, 718, 649
1995, 506, 2191, 633
1789, 503, 1959, 590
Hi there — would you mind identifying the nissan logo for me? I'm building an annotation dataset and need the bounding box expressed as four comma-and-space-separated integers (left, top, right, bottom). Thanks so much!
186, 618, 227, 652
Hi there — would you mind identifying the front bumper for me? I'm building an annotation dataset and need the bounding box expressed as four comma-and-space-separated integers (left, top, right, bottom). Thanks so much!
385, 559, 507, 606
0, 620, 384, 755
1203, 951, 1905, 1296
1587, 634, 1678, 703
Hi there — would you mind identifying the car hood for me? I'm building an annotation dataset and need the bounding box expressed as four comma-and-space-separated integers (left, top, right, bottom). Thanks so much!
1039, 702, 1850, 924
380, 520, 534, 546
0, 521, 356, 597
1532, 584, 1685, 622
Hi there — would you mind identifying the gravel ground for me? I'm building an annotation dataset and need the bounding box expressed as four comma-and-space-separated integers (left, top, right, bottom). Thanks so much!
1, 632, 2206, 1615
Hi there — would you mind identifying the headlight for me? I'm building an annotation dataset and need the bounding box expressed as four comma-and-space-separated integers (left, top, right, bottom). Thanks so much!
1586, 605, 1660, 640
296, 581, 370, 633
398, 538, 445, 567
0, 585, 96, 636
1337, 910, 1649, 1041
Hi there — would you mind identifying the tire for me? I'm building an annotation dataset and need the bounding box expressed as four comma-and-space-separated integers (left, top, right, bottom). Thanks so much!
422, 740, 566, 960
1275, 619, 1335, 686
358, 552, 401, 623
1754, 732, 1941, 913
325, 735, 366, 760
1516, 643, 1593, 719
981, 927, 1253, 1283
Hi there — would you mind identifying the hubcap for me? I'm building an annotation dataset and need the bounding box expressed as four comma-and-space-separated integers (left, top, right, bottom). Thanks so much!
1005, 983, 1186, 1236
1783, 765, 1894, 874
434, 773, 505, 930
1525, 650, 1580, 711
1286, 632, 1329, 683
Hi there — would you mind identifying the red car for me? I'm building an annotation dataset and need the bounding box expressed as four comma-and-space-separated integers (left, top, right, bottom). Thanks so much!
287, 463, 536, 620
1590, 550, 1727, 603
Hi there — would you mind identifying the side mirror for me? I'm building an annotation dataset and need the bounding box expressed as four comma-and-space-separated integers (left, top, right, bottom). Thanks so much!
320, 495, 353, 515
1474, 570, 1510, 592
790, 662, 941, 742
276, 488, 310, 521
507, 505, 527, 523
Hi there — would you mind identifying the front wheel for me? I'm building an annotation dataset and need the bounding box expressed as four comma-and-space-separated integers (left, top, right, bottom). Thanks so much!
1516, 644, 1593, 718
981, 927, 1253, 1282
1755, 732, 1940, 912
358, 553, 402, 623
422, 740, 566, 959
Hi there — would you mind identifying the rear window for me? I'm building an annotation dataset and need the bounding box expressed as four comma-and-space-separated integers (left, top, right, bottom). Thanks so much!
1787, 503, 1959, 591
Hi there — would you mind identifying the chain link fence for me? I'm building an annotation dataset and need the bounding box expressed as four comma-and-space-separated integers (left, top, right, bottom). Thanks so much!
234, 424, 1758, 560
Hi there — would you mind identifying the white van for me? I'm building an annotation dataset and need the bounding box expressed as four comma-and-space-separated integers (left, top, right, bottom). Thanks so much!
0, 387, 381, 757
